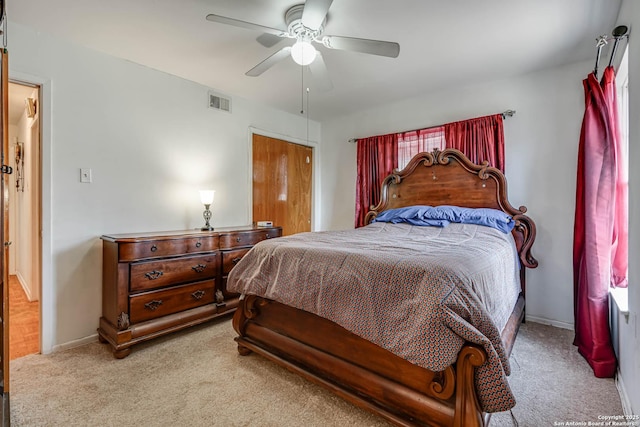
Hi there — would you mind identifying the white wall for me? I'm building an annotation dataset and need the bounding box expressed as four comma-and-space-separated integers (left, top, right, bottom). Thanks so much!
616, 0, 640, 415
8, 21, 321, 351
321, 60, 591, 329
8, 125, 18, 275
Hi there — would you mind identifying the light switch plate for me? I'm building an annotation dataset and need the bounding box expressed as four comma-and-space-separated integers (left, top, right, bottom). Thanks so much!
80, 168, 92, 183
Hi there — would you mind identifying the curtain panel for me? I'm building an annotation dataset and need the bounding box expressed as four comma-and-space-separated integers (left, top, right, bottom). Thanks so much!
354, 134, 398, 228
444, 114, 505, 172
601, 66, 629, 288
572, 70, 619, 378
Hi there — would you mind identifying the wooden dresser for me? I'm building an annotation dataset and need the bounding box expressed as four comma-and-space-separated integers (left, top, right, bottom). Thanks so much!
98, 225, 282, 358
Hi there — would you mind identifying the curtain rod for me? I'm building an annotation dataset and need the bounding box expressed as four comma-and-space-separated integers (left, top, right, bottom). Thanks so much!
594, 26, 630, 77
347, 109, 516, 144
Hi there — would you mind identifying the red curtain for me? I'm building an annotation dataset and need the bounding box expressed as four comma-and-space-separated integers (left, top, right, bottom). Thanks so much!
601, 66, 629, 288
355, 134, 397, 228
444, 114, 505, 172
573, 71, 618, 378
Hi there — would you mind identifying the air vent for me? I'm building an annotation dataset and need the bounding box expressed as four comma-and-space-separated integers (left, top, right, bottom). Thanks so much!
208, 91, 232, 113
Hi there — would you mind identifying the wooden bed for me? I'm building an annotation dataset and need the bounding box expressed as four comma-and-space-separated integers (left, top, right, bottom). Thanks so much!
231, 148, 538, 427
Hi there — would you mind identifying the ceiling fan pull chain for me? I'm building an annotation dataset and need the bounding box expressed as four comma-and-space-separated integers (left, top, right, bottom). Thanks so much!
306, 87, 310, 144
301, 64, 305, 115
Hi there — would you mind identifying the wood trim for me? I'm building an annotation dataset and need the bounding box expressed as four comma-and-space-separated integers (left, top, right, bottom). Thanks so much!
1, 47, 10, 400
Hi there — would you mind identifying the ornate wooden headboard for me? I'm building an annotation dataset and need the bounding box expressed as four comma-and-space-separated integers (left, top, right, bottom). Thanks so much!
365, 148, 538, 271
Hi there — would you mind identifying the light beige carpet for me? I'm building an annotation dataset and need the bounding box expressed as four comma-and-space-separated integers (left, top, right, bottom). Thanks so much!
10, 320, 623, 426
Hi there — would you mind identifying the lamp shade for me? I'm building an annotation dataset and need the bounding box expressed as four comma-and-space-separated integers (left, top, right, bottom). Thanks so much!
290, 40, 317, 66
199, 190, 215, 205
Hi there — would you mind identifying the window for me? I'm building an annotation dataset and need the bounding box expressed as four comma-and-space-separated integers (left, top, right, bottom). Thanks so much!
616, 47, 629, 166
397, 127, 445, 170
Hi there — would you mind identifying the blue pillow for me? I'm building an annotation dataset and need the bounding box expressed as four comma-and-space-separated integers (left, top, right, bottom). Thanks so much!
372, 206, 450, 227
429, 205, 464, 222
431, 205, 514, 233
373, 205, 514, 233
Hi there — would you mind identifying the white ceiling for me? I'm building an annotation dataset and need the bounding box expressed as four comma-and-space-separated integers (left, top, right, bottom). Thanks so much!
7, 0, 622, 122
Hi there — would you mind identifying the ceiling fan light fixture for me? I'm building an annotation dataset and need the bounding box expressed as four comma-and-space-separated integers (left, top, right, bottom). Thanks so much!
291, 40, 317, 65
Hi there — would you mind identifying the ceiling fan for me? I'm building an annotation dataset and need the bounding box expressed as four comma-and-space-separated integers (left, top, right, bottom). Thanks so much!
206, 0, 400, 91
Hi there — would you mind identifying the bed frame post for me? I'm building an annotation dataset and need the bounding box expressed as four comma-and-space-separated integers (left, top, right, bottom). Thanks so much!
232, 296, 254, 356
453, 344, 486, 427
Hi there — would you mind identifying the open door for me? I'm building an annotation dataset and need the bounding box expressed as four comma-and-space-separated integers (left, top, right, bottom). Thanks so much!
0, 45, 10, 426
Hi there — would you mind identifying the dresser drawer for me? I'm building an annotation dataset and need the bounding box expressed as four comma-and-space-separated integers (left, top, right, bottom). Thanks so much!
129, 280, 216, 323
119, 236, 219, 261
222, 248, 252, 274
219, 229, 280, 249
130, 254, 218, 292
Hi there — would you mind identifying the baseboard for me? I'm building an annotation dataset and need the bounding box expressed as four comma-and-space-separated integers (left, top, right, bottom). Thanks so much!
51, 334, 98, 353
15, 272, 36, 302
616, 369, 633, 416
525, 315, 574, 330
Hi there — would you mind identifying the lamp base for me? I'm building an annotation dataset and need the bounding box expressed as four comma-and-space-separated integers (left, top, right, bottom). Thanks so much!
201, 205, 213, 231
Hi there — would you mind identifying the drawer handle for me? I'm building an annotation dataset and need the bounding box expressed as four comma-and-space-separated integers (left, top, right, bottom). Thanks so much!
232, 257, 242, 265
144, 300, 163, 311
195, 241, 202, 248
236, 237, 241, 243
191, 290, 206, 300
144, 270, 164, 280
192, 264, 207, 273
150, 245, 158, 252
265, 234, 271, 239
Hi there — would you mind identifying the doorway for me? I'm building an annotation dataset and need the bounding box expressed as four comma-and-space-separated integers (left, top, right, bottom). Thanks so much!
252, 134, 313, 236
7, 81, 41, 359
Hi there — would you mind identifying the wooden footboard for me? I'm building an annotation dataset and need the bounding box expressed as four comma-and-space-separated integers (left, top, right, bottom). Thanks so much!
232, 295, 523, 427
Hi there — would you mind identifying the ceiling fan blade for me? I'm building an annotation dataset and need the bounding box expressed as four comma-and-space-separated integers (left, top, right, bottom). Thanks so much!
246, 47, 292, 77
301, 0, 333, 31
256, 33, 283, 48
308, 52, 333, 92
322, 35, 400, 58
206, 14, 287, 37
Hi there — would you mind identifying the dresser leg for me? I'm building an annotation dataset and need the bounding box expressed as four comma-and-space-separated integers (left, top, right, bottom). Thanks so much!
98, 334, 107, 344
237, 343, 252, 356
113, 348, 132, 359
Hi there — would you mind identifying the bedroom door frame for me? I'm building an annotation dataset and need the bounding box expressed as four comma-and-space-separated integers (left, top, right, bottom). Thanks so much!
7, 79, 42, 358
248, 127, 319, 232
9, 70, 52, 356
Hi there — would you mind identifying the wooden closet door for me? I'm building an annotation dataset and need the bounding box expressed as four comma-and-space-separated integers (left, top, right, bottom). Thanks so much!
253, 134, 312, 236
